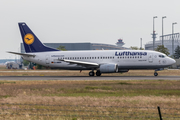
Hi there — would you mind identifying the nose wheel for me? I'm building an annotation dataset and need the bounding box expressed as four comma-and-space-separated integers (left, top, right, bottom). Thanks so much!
89, 71, 95, 76
154, 72, 158, 76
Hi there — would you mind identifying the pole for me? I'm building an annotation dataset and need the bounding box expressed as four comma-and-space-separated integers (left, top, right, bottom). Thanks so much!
140, 38, 142, 50
172, 22, 177, 56
157, 106, 163, 120
172, 23, 174, 56
153, 16, 157, 50
153, 18, 155, 50
162, 17, 163, 46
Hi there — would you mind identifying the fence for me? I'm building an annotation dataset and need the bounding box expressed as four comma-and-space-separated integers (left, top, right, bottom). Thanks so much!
0, 103, 180, 119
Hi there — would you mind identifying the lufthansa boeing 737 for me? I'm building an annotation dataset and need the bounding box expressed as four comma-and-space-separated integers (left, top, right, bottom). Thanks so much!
8, 23, 176, 76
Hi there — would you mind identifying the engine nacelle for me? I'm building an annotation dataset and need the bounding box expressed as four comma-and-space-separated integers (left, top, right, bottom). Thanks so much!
99, 64, 118, 73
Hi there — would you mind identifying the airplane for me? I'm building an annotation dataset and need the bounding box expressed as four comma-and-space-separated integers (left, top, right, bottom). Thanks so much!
8, 22, 176, 76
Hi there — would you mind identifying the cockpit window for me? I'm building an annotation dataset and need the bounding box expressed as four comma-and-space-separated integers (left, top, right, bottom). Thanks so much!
159, 55, 165, 58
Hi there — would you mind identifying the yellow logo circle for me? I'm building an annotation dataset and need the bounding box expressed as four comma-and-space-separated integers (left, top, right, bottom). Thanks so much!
24, 33, 34, 45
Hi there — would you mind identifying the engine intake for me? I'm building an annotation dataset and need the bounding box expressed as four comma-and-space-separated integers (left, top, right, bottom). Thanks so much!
100, 64, 118, 73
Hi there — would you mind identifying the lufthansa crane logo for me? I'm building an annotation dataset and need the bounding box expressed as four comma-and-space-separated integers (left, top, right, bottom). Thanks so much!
24, 33, 34, 45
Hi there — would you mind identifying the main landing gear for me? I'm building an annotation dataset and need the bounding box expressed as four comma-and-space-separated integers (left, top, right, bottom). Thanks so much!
89, 70, 101, 76
96, 70, 101, 76
89, 71, 95, 76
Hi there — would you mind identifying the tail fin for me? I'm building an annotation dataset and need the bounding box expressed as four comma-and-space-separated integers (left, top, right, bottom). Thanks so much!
18, 22, 59, 53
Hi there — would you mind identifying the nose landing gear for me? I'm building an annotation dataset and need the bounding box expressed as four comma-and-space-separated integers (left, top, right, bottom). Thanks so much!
154, 72, 158, 76
154, 68, 164, 76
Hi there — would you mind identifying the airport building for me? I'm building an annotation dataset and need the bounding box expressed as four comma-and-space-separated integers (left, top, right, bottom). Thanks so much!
21, 39, 129, 53
145, 33, 180, 56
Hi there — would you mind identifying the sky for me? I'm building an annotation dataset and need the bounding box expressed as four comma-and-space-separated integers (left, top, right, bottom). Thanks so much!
0, 0, 180, 59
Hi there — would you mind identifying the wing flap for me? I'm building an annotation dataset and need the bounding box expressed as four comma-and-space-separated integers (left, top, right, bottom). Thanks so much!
59, 59, 99, 68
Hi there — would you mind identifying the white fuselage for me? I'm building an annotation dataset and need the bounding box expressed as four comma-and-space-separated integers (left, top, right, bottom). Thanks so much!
22, 50, 175, 70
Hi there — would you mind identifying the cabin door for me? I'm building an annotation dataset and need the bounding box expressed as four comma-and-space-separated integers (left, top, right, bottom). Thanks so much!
148, 54, 153, 63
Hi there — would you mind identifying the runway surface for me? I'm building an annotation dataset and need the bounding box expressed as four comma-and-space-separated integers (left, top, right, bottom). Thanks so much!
0, 76, 179, 80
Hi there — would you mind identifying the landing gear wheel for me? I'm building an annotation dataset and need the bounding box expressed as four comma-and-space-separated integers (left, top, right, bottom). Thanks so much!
154, 72, 158, 76
96, 70, 101, 76
89, 71, 95, 76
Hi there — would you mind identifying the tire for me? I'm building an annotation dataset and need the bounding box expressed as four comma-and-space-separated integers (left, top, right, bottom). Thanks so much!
89, 71, 94, 76
154, 72, 158, 76
96, 71, 101, 76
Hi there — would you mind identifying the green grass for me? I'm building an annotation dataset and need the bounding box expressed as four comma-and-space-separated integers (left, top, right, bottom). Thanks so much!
1, 80, 180, 119
43, 81, 180, 97
0, 81, 16, 84
85, 86, 112, 90
45, 89, 180, 97
0, 95, 11, 98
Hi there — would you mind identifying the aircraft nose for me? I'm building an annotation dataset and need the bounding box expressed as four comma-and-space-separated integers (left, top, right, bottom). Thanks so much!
169, 58, 176, 65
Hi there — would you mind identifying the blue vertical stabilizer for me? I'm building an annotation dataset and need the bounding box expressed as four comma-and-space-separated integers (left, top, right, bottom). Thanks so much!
18, 22, 59, 53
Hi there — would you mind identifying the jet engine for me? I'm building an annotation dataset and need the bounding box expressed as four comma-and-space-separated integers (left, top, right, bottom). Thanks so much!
99, 64, 118, 73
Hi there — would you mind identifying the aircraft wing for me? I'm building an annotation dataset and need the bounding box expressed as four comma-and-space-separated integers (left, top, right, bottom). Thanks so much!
7, 51, 36, 57
59, 59, 99, 68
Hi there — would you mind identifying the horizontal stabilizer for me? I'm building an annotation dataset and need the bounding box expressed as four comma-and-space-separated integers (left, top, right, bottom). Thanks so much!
7, 51, 36, 57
